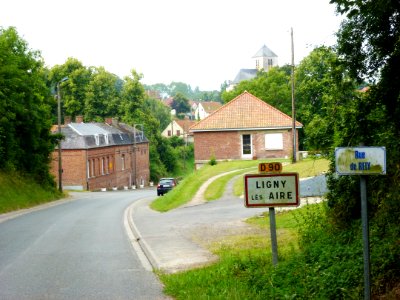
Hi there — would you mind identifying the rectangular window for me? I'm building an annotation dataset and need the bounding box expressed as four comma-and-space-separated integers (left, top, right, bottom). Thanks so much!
177, 130, 181, 136
121, 154, 125, 170
168, 130, 171, 136
265, 133, 283, 150
101, 158, 105, 175
242, 134, 252, 156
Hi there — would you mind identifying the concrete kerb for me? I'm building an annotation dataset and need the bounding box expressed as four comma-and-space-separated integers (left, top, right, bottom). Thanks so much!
124, 197, 161, 271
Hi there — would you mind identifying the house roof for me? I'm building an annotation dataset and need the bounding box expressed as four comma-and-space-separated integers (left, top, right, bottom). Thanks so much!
57, 122, 148, 149
175, 119, 197, 132
190, 91, 302, 132
252, 44, 278, 58
199, 101, 222, 113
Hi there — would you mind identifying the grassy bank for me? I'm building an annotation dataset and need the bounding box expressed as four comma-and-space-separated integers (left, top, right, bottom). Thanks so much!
0, 172, 63, 214
151, 159, 288, 212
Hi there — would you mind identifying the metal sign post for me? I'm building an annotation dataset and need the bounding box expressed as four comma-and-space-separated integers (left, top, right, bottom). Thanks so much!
335, 146, 386, 300
245, 163, 299, 266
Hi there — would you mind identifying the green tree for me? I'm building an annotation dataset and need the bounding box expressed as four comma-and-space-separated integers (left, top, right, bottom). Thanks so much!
48, 58, 92, 121
326, 0, 400, 227
169, 81, 193, 98
222, 67, 292, 115
0, 27, 56, 185
84, 67, 121, 121
171, 92, 191, 115
295, 46, 357, 151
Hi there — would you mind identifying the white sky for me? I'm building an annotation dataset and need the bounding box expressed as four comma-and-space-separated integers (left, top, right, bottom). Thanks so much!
1, 0, 343, 91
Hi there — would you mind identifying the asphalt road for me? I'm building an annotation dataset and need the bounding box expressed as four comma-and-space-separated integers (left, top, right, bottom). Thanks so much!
0, 190, 166, 300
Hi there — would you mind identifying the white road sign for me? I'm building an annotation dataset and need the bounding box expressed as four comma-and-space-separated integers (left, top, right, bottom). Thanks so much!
335, 147, 386, 175
244, 173, 299, 207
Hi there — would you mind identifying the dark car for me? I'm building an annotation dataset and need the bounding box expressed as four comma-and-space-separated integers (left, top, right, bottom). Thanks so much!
157, 178, 177, 196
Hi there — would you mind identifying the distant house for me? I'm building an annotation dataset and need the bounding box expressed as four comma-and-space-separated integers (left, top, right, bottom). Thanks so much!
190, 91, 302, 169
227, 44, 278, 91
194, 101, 222, 120
161, 119, 197, 143
50, 117, 149, 191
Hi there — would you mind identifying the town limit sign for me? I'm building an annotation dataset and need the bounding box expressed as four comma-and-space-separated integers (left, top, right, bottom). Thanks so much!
244, 173, 299, 208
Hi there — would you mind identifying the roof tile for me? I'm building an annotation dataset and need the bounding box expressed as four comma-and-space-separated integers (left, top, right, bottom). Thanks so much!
190, 91, 302, 131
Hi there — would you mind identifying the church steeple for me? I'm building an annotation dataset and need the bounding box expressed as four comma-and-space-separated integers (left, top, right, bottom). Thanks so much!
252, 44, 278, 72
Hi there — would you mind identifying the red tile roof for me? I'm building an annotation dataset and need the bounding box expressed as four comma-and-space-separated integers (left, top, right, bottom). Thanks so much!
190, 91, 302, 131
175, 119, 197, 132
200, 101, 222, 113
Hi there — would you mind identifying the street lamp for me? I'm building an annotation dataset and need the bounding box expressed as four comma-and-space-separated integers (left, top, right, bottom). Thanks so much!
57, 76, 68, 192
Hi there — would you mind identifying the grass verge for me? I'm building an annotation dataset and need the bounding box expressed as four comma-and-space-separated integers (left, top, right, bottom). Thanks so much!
0, 172, 63, 214
151, 159, 286, 212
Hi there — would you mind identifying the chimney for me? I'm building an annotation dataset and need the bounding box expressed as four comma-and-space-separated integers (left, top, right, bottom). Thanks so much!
105, 117, 113, 125
64, 116, 72, 125
75, 115, 84, 123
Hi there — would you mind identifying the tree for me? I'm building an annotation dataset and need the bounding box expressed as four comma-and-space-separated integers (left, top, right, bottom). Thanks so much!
222, 67, 292, 115
171, 92, 191, 115
0, 27, 56, 186
48, 58, 92, 121
84, 67, 121, 121
295, 46, 357, 151
326, 0, 400, 226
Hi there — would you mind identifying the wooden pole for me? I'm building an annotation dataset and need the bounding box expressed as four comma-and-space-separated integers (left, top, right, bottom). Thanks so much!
291, 28, 297, 163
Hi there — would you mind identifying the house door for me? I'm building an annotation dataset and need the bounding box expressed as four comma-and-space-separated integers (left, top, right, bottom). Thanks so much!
242, 134, 252, 159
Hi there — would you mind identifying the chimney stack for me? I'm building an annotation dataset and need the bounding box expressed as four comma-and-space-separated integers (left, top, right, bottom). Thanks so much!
75, 115, 84, 123
64, 116, 72, 125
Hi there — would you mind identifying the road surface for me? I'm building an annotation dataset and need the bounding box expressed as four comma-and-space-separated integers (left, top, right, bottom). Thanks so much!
0, 190, 165, 300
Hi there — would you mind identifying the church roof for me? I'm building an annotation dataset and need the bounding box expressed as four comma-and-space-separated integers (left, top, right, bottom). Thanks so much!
232, 69, 258, 84
252, 44, 277, 58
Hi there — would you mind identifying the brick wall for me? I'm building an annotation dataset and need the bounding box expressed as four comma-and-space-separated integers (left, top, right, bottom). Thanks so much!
193, 129, 300, 167
50, 142, 150, 191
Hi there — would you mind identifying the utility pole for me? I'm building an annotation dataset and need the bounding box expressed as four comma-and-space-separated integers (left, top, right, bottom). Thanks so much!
57, 77, 68, 192
291, 28, 297, 163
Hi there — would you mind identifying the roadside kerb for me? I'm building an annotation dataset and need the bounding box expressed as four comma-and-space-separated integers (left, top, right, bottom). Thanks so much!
125, 197, 160, 270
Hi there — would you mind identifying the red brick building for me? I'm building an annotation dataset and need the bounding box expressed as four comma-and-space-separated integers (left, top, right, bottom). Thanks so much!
50, 119, 149, 191
190, 91, 302, 169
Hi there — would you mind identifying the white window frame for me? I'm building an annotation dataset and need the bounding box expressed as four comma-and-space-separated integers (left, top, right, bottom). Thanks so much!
241, 134, 252, 159
265, 133, 283, 150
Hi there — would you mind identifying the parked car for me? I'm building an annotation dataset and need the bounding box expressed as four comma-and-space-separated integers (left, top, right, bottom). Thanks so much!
157, 178, 177, 196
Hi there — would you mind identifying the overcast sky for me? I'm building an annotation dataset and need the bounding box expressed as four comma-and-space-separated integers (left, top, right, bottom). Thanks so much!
1, 0, 343, 91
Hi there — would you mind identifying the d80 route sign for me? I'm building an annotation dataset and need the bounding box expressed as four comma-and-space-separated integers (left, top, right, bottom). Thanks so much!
244, 173, 299, 207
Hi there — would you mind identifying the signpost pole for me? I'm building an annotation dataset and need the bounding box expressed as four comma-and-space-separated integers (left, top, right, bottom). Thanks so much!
360, 176, 371, 300
269, 207, 278, 266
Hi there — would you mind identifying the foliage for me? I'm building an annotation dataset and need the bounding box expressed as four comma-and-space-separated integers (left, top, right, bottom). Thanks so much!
221, 66, 292, 116
171, 92, 191, 115
326, 0, 400, 229
295, 46, 358, 151
0, 27, 56, 187
144, 81, 222, 102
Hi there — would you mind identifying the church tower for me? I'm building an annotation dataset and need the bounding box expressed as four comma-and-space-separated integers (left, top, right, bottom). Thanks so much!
253, 44, 278, 72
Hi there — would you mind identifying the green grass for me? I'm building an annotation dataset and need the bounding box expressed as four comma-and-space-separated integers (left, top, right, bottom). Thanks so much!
152, 158, 329, 211
151, 159, 285, 212
233, 158, 329, 197
158, 204, 312, 299
158, 202, 375, 299
0, 172, 63, 214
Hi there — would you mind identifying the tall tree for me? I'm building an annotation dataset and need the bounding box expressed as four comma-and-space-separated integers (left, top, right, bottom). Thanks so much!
0, 27, 55, 185
326, 0, 400, 226
171, 92, 191, 115
84, 67, 121, 121
295, 46, 357, 151
48, 58, 92, 121
222, 67, 292, 115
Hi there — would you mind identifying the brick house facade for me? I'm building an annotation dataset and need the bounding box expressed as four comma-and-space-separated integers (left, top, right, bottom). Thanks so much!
190, 92, 302, 168
50, 120, 149, 191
